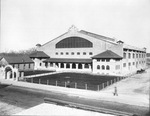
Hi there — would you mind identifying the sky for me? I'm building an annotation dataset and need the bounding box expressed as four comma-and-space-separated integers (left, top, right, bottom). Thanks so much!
1, 0, 150, 53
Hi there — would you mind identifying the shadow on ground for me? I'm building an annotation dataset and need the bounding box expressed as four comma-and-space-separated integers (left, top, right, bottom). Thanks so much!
0, 84, 10, 89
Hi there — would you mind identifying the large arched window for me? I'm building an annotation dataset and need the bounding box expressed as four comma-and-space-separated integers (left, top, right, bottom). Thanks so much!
97, 65, 100, 69
56, 36, 93, 48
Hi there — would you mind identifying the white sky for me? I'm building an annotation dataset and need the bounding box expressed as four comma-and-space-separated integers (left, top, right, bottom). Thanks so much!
1, 0, 150, 53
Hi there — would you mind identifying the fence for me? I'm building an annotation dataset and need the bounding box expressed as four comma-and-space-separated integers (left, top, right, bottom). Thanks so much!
23, 76, 128, 91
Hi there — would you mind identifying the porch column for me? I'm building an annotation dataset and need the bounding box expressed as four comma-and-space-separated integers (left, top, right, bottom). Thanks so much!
48, 62, 50, 67
76, 64, 78, 69
89, 64, 91, 69
70, 63, 72, 69
64, 63, 66, 69
58, 63, 61, 68
53, 63, 55, 68
82, 64, 85, 70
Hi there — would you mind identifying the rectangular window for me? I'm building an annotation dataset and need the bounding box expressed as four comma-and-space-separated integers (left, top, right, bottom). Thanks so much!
102, 59, 105, 62
61, 52, 63, 55
128, 62, 131, 66
77, 52, 80, 55
128, 53, 131, 59
123, 53, 126, 59
56, 52, 58, 55
45, 62, 48, 68
106, 59, 110, 62
83, 52, 86, 55
71, 52, 74, 55
123, 63, 126, 67
66, 52, 69, 55
133, 53, 135, 58
89, 52, 93, 55
97, 59, 100, 62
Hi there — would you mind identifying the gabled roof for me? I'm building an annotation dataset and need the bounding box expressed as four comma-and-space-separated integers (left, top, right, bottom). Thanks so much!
92, 50, 122, 59
44, 58, 92, 63
79, 30, 115, 42
0, 54, 34, 64
29, 51, 50, 58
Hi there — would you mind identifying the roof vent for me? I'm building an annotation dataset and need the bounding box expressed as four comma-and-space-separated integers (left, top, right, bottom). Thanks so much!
117, 40, 124, 44
36, 44, 41, 47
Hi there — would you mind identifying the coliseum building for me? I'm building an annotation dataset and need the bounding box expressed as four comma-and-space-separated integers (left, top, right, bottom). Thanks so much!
30, 26, 147, 76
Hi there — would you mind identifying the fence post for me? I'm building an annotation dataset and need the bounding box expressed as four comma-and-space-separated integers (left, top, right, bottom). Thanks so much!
114, 78, 116, 83
111, 80, 112, 85
85, 84, 87, 90
65, 82, 66, 87
75, 83, 77, 88
97, 85, 99, 91
102, 83, 104, 89
39, 79, 41, 84
107, 81, 109, 86
56, 81, 57, 86
47, 80, 49, 85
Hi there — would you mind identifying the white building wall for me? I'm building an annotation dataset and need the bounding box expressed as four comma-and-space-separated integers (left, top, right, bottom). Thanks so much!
92, 59, 122, 75
122, 49, 147, 75
38, 30, 118, 59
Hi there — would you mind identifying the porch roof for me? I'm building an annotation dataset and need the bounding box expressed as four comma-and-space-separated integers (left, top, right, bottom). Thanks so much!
43, 58, 92, 63
92, 50, 122, 59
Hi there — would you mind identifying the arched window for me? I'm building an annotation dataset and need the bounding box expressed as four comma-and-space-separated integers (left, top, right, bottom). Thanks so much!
85, 63, 89, 68
106, 65, 110, 70
97, 65, 100, 69
66, 63, 70, 68
78, 63, 82, 69
72, 63, 76, 69
102, 65, 105, 70
60, 63, 64, 68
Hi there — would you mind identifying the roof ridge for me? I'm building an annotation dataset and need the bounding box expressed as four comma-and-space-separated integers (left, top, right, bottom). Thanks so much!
79, 30, 115, 42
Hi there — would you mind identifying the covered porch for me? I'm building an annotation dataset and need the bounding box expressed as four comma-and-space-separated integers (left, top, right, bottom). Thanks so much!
43, 58, 92, 72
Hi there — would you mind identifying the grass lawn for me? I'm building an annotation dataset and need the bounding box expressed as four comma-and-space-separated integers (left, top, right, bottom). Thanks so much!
24, 70, 55, 76
26, 72, 121, 91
